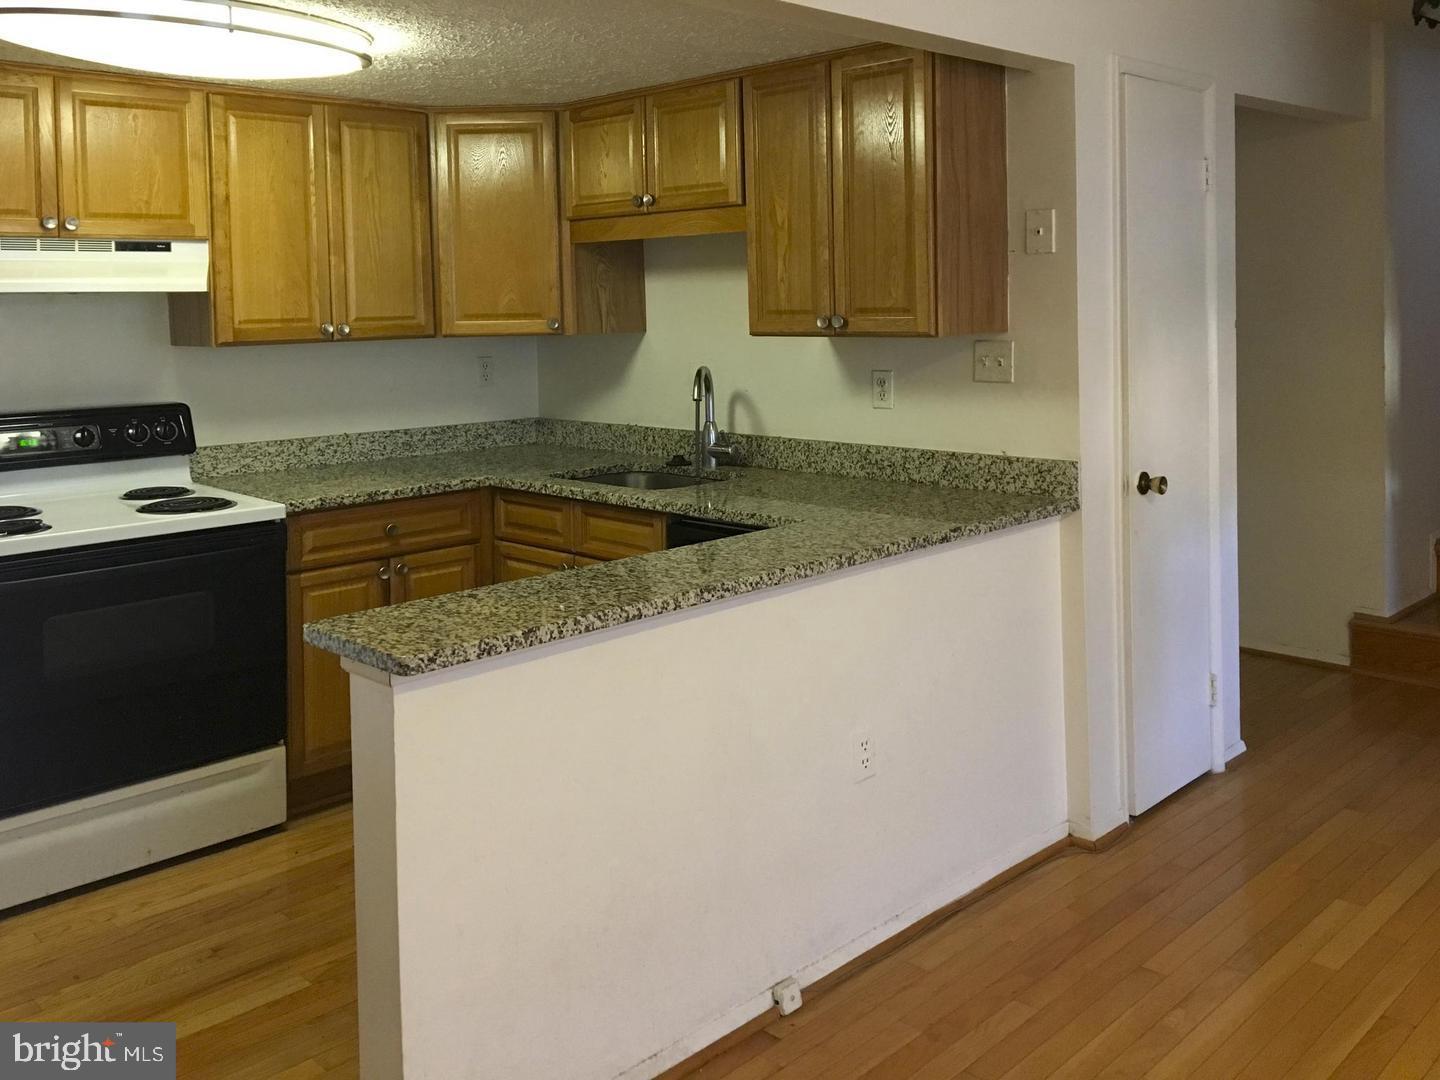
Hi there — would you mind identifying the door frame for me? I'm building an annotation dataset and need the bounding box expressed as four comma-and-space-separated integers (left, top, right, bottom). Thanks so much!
1113, 55, 1226, 814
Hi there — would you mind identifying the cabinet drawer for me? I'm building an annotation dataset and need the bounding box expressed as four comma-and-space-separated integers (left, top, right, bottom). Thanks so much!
573, 502, 667, 560
494, 490, 573, 550
288, 492, 483, 570
494, 540, 574, 581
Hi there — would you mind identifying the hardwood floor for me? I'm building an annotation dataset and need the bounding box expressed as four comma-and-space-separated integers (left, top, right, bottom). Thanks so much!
3, 655, 1440, 1078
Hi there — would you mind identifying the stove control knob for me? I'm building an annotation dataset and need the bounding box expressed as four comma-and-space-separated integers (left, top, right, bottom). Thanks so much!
123, 420, 151, 446
153, 419, 180, 444
72, 426, 97, 448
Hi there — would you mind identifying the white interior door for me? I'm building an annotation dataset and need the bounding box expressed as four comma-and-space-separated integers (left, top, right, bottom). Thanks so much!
1121, 72, 1215, 815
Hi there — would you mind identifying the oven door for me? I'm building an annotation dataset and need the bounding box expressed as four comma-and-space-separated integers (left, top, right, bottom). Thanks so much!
0, 522, 286, 819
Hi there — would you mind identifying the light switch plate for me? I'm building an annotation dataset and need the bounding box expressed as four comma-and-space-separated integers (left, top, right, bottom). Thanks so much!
872, 370, 895, 409
1025, 209, 1057, 255
974, 341, 1015, 384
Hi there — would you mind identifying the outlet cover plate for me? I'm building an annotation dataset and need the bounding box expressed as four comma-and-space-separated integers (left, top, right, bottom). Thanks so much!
974, 341, 1015, 384
872, 370, 895, 409
1025, 208, 1057, 254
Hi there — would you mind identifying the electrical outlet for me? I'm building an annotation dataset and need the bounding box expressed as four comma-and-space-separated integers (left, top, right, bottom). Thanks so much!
871, 370, 895, 409
771, 977, 803, 1016
974, 341, 1015, 384
479, 356, 493, 385
853, 731, 876, 783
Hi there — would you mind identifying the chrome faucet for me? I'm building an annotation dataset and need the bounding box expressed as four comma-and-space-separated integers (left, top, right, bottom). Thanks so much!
692, 366, 738, 471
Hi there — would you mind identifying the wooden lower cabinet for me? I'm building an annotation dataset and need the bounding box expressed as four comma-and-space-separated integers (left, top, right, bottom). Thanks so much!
286, 559, 389, 809
495, 540, 575, 581
391, 543, 479, 602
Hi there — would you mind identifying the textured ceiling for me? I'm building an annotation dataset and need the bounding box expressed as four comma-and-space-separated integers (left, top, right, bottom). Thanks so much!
0, 0, 862, 106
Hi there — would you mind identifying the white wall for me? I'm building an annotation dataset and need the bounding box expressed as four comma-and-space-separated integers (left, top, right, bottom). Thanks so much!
0, 294, 539, 445
539, 63, 1080, 461
1383, 28, 1440, 612
1235, 104, 1389, 664
349, 523, 1068, 1079
723, 0, 1376, 829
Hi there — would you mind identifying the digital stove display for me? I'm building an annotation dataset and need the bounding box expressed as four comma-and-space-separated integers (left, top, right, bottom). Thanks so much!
0, 429, 56, 455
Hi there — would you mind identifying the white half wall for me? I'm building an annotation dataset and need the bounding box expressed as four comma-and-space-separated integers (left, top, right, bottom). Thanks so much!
538, 63, 1080, 461
1235, 104, 1388, 665
349, 522, 1069, 1079
0, 293, 539, 445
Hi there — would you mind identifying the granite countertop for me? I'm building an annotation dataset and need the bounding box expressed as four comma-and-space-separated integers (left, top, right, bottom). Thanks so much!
203, 442, 1078, 676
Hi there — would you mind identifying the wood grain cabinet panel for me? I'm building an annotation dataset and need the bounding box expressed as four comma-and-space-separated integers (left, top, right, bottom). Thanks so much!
390, 544, 479, 603
326, 104, 434, 340
494, 540, 574, 581
55, 77, 208, 238
645, 80, 742, 213
433, 112, 563, 335
831, 47, 933, 337
744, 61, 833, 335
493, 490, 573, 550
208, 95, 332, 344
573, 502, 666, 560
561, 97, 646, 219
287, 492, 482, 571
287, 559, 389, 780
0, 70, 56, 235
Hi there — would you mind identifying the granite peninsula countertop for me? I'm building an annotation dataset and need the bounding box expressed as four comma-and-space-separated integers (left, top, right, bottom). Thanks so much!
202, 442, 1078, 676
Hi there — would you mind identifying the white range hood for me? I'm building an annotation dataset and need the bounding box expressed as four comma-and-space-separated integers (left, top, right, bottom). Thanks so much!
0, 237, 209, 293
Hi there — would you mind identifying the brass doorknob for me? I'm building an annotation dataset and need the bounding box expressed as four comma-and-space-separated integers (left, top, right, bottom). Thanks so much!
1137, 471, 1169, 496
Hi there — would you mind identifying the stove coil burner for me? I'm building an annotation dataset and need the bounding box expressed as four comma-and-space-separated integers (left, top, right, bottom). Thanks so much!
0, 505, 41, 521
0, 518, 50, 537
121, 487, 194, 501
135, 496, 237, 515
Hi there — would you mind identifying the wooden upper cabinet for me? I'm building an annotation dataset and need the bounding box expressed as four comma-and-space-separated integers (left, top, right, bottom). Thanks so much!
831, 47, 933, 337
433, 112, 563, 336
645, 80, 741, 213
744, 61, 833, 335
208, 95, 332, 345
326, 104, 434, 340
55, 77, 207, 239
561, 97, 645, 219
0, 70, 57, 236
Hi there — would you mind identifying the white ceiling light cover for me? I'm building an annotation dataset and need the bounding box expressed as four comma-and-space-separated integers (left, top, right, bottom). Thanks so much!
0, 0, 372, 79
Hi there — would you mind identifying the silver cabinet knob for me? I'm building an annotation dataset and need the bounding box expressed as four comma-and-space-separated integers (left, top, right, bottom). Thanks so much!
62, 217, 79, 231
39, 215, 57, 230
640, 193, 655, 208
320, 322, 335, 338
337, 323, 351, 338
829, 314, 846, 329
631, 194, 645, 208
395, 562, 409, 576
384, 522, 399, 538
546, 318, 561, 331
816, 315, 830, 329
377, 565, 391, 581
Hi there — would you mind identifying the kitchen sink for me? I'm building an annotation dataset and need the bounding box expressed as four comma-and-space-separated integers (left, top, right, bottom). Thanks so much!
583, 471, 722, 490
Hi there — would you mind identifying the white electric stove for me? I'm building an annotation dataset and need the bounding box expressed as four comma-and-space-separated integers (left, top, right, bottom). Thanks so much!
0, 403, 289, 909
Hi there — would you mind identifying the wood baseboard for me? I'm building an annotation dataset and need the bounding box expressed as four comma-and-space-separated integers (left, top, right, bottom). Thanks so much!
657, 829, 1118, 1078
1350, 597, 1440, 687
1239, 646, 1350, 673
286, 768, 352, 818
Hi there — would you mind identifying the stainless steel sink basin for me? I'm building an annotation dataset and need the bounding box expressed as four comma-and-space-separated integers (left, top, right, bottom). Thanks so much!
584, 471, 721, 490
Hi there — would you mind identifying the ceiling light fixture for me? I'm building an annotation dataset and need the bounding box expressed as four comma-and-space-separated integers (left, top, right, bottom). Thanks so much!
0, 0, 373, 79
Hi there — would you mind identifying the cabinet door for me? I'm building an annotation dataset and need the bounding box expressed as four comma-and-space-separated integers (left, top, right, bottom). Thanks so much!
326, 104, 434, 340
645, 80, 742, 213
831, 47, 934, 336
391, 544, 479, 603
55, 77, 207, 239
573, 502, 666, 560
209, 95, 332, 345
494, 541, 573, 581
0, 70, 57, 236
493, 489, 573, 550
744, 61, 833, 335
561, 97, 645, 219
287, 560, 389, 779
433, 112, 563, 335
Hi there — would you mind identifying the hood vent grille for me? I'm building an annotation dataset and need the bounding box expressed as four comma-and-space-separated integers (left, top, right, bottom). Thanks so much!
2, 238, 127, 254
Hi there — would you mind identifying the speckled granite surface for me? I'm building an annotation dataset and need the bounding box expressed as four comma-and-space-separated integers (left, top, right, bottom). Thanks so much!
202, 437, 1078, 676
